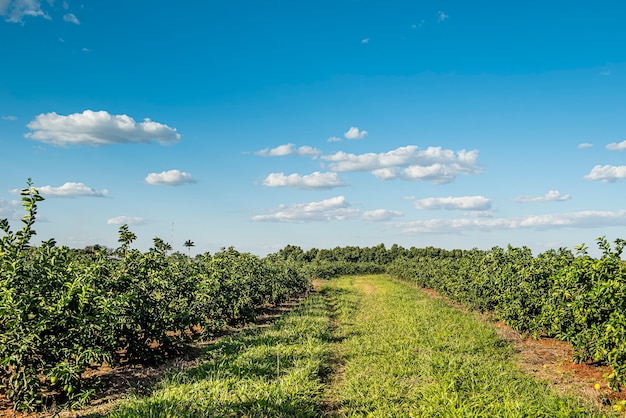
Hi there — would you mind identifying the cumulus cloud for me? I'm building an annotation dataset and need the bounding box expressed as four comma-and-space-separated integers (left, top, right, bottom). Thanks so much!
25, 110, 181, 146
344, 126, 368, 140
63, 12, 78, 24
145, 169, 196, 186
327, 136, 342, 143
322, 145, 481, 184
414, 196, 492, 211
31, 182, 109, 198
584, 165, 626, 183
607, 140, 626, 151
255, 143, 321, 158
392, 210, 626, 234
577, 143, 593, 149
107, 216, 147, 226
0, 0, 50, 23
513, 190, 571, 203
251, 196, 359, 223
363, 209, 404, 222
263, 172, 347, 190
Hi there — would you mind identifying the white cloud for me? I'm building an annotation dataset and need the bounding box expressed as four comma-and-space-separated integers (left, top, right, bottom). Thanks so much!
107, 216, 147, 226
469, 210, 494, 218
32, 182, 109, 198
361, 38, 369, 44
577, 143, 593, 149
25, 110, 181, 146
512, 190, 571, 203
400, 164, 459, 184
344, 126, 368, 140
437, 11, 449, 22
62, 12, 78, 24
392, 210, 626, 234
263, 172, 346, 190
255, 143, 321, 158
1, 115, 17, 121
322, 146, 481, 184
251, 195, 359, 223
327, 136, 342, 143
363, 209, 404, 222
1, 0, 50, 23
0, 198, 21, 221
414, 196, 492, 211
607, 140, 626, 151
584, 165, 626, 183
145, 169, 196, 186
323, 146, 417, 172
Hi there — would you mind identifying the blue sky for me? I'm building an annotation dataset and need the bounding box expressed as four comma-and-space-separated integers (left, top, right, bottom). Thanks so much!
1, 0, 626, 256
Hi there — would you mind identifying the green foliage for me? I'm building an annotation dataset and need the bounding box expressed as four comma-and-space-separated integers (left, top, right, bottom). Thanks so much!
0, 180, 310, 412
388, 237, 626, 390
0, 181, 111, 410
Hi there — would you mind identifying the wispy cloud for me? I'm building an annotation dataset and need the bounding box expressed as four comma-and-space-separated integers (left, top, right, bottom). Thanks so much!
363, 209, 404, 222
361, 38, 369, 44
63, 12, 78, 24
327, 136, 342, 143
344, 126, 368, 140
0, 198, 22, 221
322, 145, 481, 184
391, 210, 626, 234
255, 143, 321, 158
437, 11, 449, 22
263, 172, 346, 190
512, 190, 571, 203
1, 115, 17, 121
414, 196, 492, 211
607, 140, 626, 151
584, 165, 626, 183
1, 0, 50, 23
25, 110, 181, 146
577, 143, 593, 149
145, 169, 196, 186
251, 195, 359, 223
107, 216, 147, 226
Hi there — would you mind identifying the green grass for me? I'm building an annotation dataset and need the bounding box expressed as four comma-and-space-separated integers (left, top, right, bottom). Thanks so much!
107, 293, 336, 417
326, 275, 602, 417
105, 275, 604, 417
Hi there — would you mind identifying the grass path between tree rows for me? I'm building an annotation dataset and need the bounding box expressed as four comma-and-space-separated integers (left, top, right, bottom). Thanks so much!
104, 275, 607, 417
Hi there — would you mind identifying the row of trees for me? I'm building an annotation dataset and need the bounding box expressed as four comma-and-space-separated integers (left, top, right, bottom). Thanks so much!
386, 240, 626, 389
0, 182, 310, 411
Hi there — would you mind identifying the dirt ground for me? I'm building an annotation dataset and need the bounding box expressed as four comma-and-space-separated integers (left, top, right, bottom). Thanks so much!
2, 283, 625, 416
